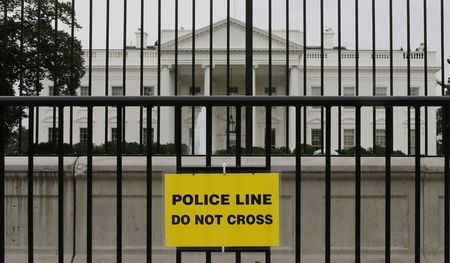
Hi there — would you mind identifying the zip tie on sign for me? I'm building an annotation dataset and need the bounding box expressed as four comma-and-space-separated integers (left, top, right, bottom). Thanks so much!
222, 246, 225, 253
222, 163, 227, 175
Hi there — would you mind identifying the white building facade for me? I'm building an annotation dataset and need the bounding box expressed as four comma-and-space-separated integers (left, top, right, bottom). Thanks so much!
38, 18, 440, 155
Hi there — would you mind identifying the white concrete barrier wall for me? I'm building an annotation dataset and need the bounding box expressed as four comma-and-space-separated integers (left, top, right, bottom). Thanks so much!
3, 156, 448, 263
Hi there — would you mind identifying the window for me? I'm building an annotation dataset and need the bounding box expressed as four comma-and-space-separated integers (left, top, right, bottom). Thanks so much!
311, 86, 321, 96
375, 87, 387, 109
112, 86, 123, 96
375, 129, 386, 148
190, 86, 201, 96
49, 86, 56, 96
343, 87, 355, 96
79, 128, 88, 143
143, 128, 154, 145
79, 86, 89, 96
264, 87, 277, 95
111, 128, 118, 142
229, 87, 239, 96
410, 129, 416, 155
343, 129, 355, 149
343, 87, 355, 109
375, 87, 387, 96
143, 86, 155, 96
410, 87, 420, 96
311, 87, 321, 109
48, 127, 58, 142
228, 113, 237, 147
311, 129, 322, 150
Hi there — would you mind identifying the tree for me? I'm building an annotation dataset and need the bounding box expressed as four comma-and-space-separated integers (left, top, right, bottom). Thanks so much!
0, 0, 85, 138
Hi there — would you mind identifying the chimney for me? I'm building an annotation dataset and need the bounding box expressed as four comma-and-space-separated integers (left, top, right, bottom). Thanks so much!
135, 29, 148, 49
323, 28, 334, 49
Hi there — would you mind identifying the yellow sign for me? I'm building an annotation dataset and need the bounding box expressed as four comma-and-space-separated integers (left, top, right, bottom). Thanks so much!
165, 173, 279, 247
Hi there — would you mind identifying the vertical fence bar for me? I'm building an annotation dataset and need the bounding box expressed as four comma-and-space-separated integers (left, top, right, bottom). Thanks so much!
157, 0, 161, 153
355, 106, 361, 263
206, 251, 211, 263
423, 0, 428, 155
175, 106, 182, 171
407, 0, 411, 155
52, 0, 58, 145
302, 0, 307, 150
121, 0, 127, 146
389, 0, 393, 96
265, 106, 272, 168
175, 0, 178, 96
176, 249, 181, 263
139, 0, 145, 153
337, 0, 342, 152
284, 0, 289, 152
35, 0, 40, 144
245, 0, 253, 154
0, 106, 5, 262
191, 0, 196, 156
18, 0, 24, 154
371, 0, 376, 153
191, 105, 195, 155
70, 105, 73, 150
87, 0, 93, 256
325, 106, 331, 263
355, 0, 359, 97
268, 0, 272, 97
209, 0, 213, 96
414, 106, 421, 263
52, 106, 57, 142
206, 106, 212, 167
440, 0, 445, 95
146, 106, 152, 262
117, 106, 123, 263
87, 106, 93, 263
58, 106, 64, 262
28, 106, 34, 263
104, 0, 110, 152
265, 249, 271, 263
235, 251, 241, 263
226, 0, 230, 153
295, 106, 301, 263
303, 0, 308, 152
70, 0, 75, 150
236, 106, 241, 167
385, 106, 393, 263
320, 0, 324, 155
267, 0, 272, 166
445, 105, 449, 263
52, 0, 58, 146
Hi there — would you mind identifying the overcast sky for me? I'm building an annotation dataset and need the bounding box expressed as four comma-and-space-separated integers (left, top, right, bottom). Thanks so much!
70, 0, 449, 80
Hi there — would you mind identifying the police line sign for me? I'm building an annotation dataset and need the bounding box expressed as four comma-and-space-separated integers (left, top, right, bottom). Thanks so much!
165, 173, 279, 247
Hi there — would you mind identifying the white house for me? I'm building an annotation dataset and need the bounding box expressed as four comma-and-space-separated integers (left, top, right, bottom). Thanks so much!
38, 18, 440, 155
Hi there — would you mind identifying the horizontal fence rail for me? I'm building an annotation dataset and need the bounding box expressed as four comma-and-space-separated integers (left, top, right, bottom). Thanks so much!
2, 96, 450, 107
0, 96, 449, 263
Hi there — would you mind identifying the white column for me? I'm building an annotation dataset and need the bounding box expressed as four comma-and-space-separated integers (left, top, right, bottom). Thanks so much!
289, 66, 300, 151
160, 65, 174, 144
252, 65, 258, 146
203, 65, 211, 96
202, 65, 218, 152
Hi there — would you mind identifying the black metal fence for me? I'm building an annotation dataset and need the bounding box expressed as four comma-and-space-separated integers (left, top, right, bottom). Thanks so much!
1, 0, 449, 260
0, 96, 449, 263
